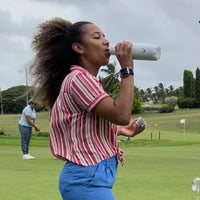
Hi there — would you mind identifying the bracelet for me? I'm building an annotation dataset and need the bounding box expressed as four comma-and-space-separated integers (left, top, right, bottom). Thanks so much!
120, 68, 134, 78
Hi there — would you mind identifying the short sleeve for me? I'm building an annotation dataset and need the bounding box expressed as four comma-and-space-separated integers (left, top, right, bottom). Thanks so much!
24, 107, 32, 116
70, 72, 109, 111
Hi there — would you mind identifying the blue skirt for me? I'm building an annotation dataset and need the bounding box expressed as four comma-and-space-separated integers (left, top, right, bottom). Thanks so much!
59, 156, 118, 200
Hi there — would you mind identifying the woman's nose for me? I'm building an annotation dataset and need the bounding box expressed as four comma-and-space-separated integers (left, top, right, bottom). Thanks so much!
104, 38, 109, 46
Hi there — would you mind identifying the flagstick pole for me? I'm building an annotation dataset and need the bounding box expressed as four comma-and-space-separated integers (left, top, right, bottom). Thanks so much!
180, 119, 186, 141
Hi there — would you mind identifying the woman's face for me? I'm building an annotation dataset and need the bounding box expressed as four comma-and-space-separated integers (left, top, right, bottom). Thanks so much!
29, 103, 36, 109
80, 23, 110, 67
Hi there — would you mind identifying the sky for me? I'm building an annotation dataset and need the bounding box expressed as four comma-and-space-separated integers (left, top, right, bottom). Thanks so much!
0, 0, 200, 91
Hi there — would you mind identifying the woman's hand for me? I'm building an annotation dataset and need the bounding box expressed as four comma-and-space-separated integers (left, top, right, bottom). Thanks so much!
115, 41, 133, 69
34, 127, 40, 132
117, 119, 145, 137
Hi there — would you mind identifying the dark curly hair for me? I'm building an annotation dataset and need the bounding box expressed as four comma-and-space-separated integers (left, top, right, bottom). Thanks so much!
30, 17, 92, 109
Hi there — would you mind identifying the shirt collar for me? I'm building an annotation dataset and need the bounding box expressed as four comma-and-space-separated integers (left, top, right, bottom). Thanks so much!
70, 65, 88, 73
70, 65, 101, 82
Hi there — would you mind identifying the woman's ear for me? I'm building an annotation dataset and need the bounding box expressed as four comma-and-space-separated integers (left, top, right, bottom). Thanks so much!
72, 43, 84, 55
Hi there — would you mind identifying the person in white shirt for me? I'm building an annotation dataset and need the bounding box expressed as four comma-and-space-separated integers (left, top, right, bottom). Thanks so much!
18, 101, 40, 160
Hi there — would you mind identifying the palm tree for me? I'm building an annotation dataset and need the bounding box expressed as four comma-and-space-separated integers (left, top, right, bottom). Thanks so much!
153, 86, 159, 104
100, 62, 118, 75
146, 88, 152, 102
168, 85, 174, 96
100, 62, 120, 93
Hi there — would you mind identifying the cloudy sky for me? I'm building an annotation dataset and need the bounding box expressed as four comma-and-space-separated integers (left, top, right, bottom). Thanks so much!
0, 0, 200, 91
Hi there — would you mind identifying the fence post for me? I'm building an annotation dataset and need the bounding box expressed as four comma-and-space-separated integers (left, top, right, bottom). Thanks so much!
158, 131, 161, 140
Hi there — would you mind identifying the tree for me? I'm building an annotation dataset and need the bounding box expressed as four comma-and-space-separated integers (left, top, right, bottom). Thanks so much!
132, 98, 142, 114
145, 88, 152, 102
152, 86, 159, 104
173, 86, 184, 98
100, 62, 142, 114
100, 62, 117, 75
158, 82, 166, 103
134, 86, 140, 100
109, 82, 120, 100
100, 62, 120, 93
138, 89, 148, 102
1, 86, 27, 114
195, 67, 200, 99
165, 96, 178, 107
183, 70, 195, 98
0, 85, 38, 114
168, 85, 174, 96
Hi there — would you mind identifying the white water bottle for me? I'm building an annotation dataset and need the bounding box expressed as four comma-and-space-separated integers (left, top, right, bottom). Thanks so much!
109, 43, 161, 61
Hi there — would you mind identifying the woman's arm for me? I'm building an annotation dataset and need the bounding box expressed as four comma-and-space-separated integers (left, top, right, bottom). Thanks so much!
93, 41, 134, 125
25, 116, 40, 131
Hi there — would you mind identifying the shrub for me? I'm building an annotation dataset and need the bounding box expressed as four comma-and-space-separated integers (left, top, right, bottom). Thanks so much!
164, 96, 178, 107
159, 104, 174, 113
0, 130, 4, 135
142, 104, 160, 112
177, 98, 196, 108
0, 129, 7, 136
132, 99, 143, 114
194, 99, 200, 108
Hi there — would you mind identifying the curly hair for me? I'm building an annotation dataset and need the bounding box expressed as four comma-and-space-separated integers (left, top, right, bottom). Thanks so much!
30, 17, 92, 109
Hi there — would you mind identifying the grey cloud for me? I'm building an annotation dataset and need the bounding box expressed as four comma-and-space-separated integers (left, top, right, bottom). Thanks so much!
1, 0, 200, 90
30, 0, 103, 7
0, 9, 43, 37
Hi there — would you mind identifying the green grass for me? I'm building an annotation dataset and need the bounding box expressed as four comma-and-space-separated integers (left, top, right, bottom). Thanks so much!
114, 144, 200, 200
0, 112, 50, 136
0, 146, 62, 200
1, 108, 199, 137
0, 109, 200, 199
1, 143, 200, 200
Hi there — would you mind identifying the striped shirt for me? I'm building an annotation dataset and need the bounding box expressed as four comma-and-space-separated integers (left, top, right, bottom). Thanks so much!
49, 65, 124, 166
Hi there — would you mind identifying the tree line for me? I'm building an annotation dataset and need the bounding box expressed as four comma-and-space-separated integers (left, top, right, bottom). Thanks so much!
99, 63, 200, 112
0, 86, 42, 114
0, 65, 200, 114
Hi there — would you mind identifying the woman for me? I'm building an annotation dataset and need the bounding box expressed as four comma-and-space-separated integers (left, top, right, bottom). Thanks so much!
30, 18, 145, 200
18, 101, 40, 160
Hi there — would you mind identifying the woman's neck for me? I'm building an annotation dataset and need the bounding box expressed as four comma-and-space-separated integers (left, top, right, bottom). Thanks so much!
79, 60, 100, 77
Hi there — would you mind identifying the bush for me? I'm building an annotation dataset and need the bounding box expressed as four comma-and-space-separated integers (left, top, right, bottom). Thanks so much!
142, 103, 160, 112
159, 104, 174, 113
177, 98, 196, 108
194, 99, 200, 108
132, 99, 143, 114
0, 130, 4, 136
165, 96, 178, 107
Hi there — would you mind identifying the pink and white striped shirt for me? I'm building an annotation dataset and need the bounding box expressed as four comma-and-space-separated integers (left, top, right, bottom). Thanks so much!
49, 65, 123, 166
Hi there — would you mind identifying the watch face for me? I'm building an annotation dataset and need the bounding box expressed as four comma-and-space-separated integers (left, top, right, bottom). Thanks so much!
120, 68, 129, 78
120, 68, 133, 78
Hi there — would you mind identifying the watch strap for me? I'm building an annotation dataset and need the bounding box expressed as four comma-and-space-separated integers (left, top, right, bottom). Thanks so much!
120, 68, 134, 78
